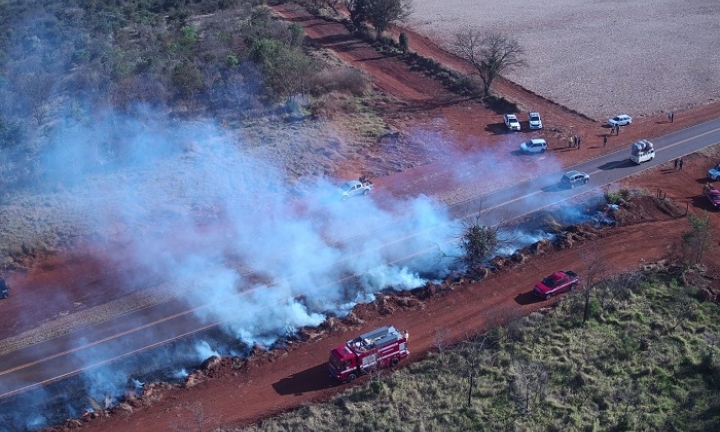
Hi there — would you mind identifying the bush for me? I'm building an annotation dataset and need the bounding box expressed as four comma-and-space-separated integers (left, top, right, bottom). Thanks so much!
171, 61, 205, 100
309, 66, 368, 96
399, 32, 408, 52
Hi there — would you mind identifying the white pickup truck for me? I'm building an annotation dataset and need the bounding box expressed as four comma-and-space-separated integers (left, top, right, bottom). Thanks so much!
340, 178, 373, 199
503, 114, 521, 131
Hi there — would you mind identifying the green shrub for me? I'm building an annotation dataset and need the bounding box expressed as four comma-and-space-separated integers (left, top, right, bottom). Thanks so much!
171, 61, 205, 99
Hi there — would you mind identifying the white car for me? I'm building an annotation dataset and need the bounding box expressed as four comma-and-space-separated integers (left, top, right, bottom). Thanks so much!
608, 114, 632, 126
528, 112, 543, 130
561, 170, 590, 189
503, 114, 521, 131
519, 138, 547, 154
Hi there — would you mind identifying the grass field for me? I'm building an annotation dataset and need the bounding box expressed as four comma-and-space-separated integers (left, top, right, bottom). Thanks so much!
236, 269, 720, 431
408, 0, 720, 119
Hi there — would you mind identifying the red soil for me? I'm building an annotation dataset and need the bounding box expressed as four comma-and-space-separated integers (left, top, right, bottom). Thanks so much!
7, 5, 718, 431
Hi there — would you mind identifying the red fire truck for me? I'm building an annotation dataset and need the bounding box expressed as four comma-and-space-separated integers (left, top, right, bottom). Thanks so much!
328, 325, 409, 382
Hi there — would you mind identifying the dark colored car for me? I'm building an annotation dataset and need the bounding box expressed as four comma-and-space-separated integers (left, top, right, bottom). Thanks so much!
0, 278, 9, 299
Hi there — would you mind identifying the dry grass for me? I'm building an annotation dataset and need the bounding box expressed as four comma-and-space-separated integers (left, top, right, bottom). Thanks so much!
235, 272, 720, 432
408, 0, 720, 119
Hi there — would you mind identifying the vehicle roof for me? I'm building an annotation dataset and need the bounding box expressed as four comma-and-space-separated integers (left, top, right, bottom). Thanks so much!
564, 170, 586, 177
527, 138, 546, 144
613, 114, 630, 118
343, 180, 362, 187
546, 271, 566, 281
505, 114, 518, 118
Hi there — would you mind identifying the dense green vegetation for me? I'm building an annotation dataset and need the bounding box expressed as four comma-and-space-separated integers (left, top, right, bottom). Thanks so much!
237, 270, 720, 431
0, 0, 368, 189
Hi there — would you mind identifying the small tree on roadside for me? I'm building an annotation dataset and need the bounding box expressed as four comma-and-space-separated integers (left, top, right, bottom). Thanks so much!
452, 30, 526, 97
681, 213, 712, 267
458, 216, 498, 269
580, 244, 610, 325
344, 0, 413, 38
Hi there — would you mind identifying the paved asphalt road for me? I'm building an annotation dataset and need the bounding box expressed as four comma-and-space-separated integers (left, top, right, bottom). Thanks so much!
1, 118, 719, 402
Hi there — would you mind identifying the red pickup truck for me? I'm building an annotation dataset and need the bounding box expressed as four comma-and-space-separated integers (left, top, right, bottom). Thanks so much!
533, 270, 579, 300
703, 183, 720, 210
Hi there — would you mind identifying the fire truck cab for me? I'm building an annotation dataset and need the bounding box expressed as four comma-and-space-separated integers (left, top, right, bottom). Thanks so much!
328, 325, 409, 382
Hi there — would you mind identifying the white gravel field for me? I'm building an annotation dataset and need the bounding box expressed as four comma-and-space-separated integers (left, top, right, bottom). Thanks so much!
408, 0, 720, 119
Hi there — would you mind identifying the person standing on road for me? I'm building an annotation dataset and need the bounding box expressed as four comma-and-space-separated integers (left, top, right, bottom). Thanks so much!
679, 158, 684, 170
616, 125, 620, 136
674, 159, 679, 170
568, 136, 573, 148
603, 135, 608, 147
670, 111, 675, 123
577, 136, 581, 149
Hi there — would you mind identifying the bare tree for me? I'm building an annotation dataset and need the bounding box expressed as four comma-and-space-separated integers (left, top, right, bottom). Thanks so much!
432, 327, 452, 362
459, 334, 495, 407
509, 358, 548, 414
452, 30, 526, 97
614, 378, 642, 429
345, 0, 413, 38
170, 402, 218, 432
681, 213, 712, 267
580, 244, 610, 325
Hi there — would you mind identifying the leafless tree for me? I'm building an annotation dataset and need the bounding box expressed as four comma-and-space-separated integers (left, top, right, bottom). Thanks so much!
459, 334, 495, 407
170, 402, 218, 432
432, 327, 452, 361
452, 29, 526, 97
18, 71, 55, 126
509, 357, 548, 414
614, 378, 642, 428
667, 297, 697, 333
580, 244, 610, 325
680, 213, 712, 267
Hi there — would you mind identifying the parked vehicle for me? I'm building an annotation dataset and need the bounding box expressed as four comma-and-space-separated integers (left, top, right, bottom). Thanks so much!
703, 183, 720, 209
519, 138, 548, 154
608, 114, 632, 126
328, 325, 409, 382
533, 270, 580, 300
503, 114, 521, 131
630, 139, 655, 164
340, 178, 373, 200
560, 170, 590, 189
0, 278, 9, 299
527, 111, 543, 130
708, 163, 720, 181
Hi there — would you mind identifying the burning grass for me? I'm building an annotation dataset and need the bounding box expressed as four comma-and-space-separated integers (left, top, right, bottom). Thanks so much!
234, 270, 720, 432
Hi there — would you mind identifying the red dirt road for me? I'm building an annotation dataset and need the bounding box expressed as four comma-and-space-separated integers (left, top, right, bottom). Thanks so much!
4, 5, 717, 431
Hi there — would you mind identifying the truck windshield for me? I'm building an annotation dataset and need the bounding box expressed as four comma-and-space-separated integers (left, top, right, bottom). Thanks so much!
329, 353, 343, 370
541, 277, 556, 287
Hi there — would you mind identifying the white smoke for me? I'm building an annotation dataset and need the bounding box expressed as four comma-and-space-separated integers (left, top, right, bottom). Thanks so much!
195, 340, 221, 361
